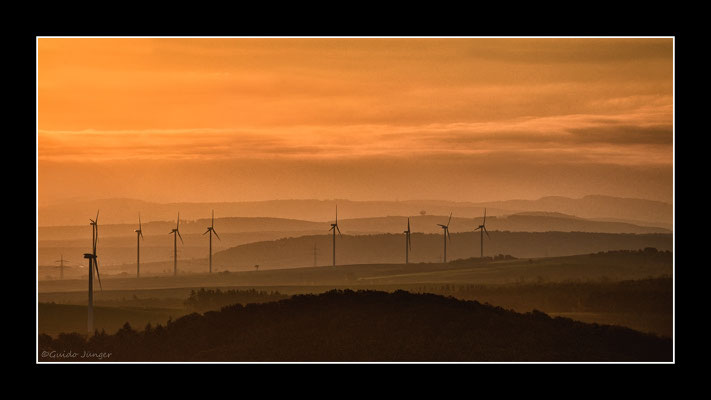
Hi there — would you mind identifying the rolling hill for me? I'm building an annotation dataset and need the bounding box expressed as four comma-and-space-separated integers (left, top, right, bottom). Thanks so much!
38, 289, 672, 361
475, 195, 672, 229
38, 212, 671, 268
40, 230, 672, 277
38, 195, 672, 228
209, 231, 672, 271
39, 248, 672, 293
39, 212, 669, 242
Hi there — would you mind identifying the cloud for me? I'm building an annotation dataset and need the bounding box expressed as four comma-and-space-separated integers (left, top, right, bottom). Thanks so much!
566, 124, 672, 145
37, 38, 673, 204
38, 103, 672, 166
38, 152, 674, 205
38, 38, 672, 131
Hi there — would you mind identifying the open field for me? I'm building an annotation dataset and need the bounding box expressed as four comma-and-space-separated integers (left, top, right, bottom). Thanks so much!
39, 249, 672, 293
39, 230, 672, 273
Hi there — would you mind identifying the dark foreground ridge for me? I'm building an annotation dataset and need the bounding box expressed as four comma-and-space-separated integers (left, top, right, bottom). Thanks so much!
38, 289, 671, 362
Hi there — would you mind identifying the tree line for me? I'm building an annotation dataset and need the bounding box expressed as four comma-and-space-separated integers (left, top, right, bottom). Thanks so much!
39, 289, 671, 362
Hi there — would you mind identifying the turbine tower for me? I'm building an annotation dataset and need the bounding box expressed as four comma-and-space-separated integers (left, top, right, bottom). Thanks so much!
404, 218, 412, 264
86, 210, 102, 333
329, 205, 342, 266
54, 254, 69, 280
135, 213, 144, 278
474, 208, 491, 258
437, 212, 452, 263
203, 210, 221, 274
169, 212, 183, 276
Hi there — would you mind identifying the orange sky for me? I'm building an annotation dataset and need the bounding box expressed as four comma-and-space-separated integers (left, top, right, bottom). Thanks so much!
38, 38, 673, 204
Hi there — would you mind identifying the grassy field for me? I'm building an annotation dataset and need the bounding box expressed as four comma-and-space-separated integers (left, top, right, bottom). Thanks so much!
39, 250, 672, 293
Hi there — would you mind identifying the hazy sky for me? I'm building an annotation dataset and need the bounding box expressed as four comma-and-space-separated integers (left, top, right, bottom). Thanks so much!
38, 38, 673, 204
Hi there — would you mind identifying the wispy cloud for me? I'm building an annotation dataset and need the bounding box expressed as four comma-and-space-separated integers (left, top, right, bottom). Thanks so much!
39, 105, 672, 166
37, 38, 673, 204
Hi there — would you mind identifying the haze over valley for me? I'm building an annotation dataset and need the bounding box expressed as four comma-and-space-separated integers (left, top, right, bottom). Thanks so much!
38, 195, 671, 271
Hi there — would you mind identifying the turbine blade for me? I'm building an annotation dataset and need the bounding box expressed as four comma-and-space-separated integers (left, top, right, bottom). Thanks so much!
94, 258, 103, 291
485, 227, 491, 239
140, 231, 144, 240
447, 212, 452, 227
483, 208, 487, 225
203, 229, 210, 235
177, 212, 180, 230
213, 229, 221, 241
335, 204, 338, 224
139, 213, 142, 230
407, 217, 410, 232
474, 226, 482, 231
178, 230, 184, 244
96, 210, 99, 224
336, 225, 342, 235
408, 234, 412, 250
212, 210, 214, 228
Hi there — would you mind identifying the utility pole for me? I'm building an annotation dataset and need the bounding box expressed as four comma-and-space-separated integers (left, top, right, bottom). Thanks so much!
55, 254, 68, 280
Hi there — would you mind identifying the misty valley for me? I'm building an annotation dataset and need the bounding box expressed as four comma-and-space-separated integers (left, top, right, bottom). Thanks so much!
39, 240, 673, 361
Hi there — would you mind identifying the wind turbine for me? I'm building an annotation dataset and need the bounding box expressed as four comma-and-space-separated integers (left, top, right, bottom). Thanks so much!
404, 217, 412, 264
203, 210, 221, 274
54, 254, 69, 280
474, 208, 491, 258
85, 210, 102, 333
135, 213, 144, 278
437, 212, 452, 263
90, 209, 99, 253
169, 212, 183, 276
329, 205, 342, 267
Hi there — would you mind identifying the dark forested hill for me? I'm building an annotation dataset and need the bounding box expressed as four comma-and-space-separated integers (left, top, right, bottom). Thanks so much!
38, 289, 671, 362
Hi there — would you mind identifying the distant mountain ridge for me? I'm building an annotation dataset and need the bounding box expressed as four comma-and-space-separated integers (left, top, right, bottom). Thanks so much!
472, 195, 671, 229
39, 212, 669, 241
38, 195, 672, 229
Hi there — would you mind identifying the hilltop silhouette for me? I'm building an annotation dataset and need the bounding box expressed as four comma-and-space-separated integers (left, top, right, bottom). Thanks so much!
38, 289, 671, 362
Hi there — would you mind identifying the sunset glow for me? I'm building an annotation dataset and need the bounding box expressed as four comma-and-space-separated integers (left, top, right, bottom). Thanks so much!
38, 38, 673, 204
